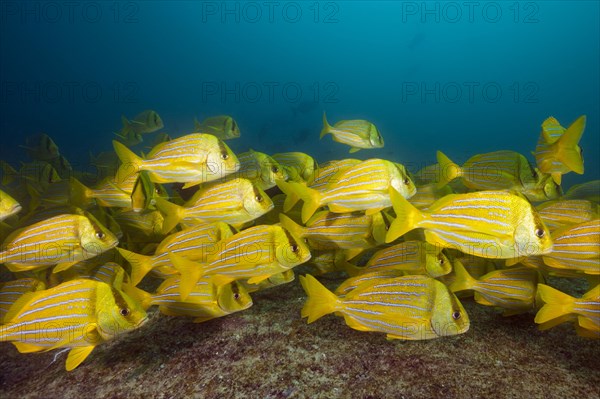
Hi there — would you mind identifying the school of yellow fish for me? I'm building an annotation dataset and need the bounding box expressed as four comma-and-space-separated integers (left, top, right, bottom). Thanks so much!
0, 111, 598, 371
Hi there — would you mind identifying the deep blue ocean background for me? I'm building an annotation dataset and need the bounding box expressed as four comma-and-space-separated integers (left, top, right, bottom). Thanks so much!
1, 1, 598, 189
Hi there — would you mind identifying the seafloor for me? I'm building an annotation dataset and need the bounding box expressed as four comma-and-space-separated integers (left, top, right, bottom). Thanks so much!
0, 273, 598, 399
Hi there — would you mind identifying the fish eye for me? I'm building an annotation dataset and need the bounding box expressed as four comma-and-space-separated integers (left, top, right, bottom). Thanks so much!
255, 194, 263, 202
221, 152, 229, 160
271, 165, 279, 174
120, 308, 130, 317
291, 244, 299, 253
403, 178, 410, 185
439, 257, 445, 265
95, 231, 105, 239
452, 311, 461, 320
535, 228, 545, 238
233, 293, 240, 300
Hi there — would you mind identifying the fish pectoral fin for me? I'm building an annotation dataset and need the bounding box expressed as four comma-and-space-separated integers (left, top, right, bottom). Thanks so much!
578, 316, 597, 331
504, 257, 523, 267
473, 293, 494, 306
12, 342, 46, 353
247, 275, 272, 285
66, 346, 95, 371
551, 172, 562, 186
365, 207, 384, 216
53, 261, 79, 274
181, 181, 202, 190
348, 147, 361, 153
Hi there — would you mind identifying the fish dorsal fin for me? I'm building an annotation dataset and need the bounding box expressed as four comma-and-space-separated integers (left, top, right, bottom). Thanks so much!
66, 346, 95, 371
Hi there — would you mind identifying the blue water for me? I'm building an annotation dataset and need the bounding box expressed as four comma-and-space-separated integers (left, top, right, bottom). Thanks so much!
1, 1, 598, 188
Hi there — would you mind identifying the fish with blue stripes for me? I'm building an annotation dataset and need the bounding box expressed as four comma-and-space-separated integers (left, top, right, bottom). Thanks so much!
321, 113, 384, 153
277, 158, 416, 223
300, 274, 469, 340
112, 133, 239, 188
536, 199, 599, 231
542, 219, 600, 275
0, 279, 147, 371
386, 189, 553, 261
194, 115, 240, 140
0, 189, 21, 222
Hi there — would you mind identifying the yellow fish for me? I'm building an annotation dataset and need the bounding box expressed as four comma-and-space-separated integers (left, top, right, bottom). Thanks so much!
0, 189, 21, 222
272, 152, 317, 184
117, 222, 234, 285
355, 241, 452, 278
279, 211, 387, 258
154, 177, 273, 233
113, 133, 239, 189
436, 150, 560, 202
450, 260, 542, 315
147, 277, 252, 322
309, 159, 361, 191
194, 115, 240, 140
535, 284, 599, 338
116, 110, 164, 146
334, 269, 406, 296
542, 219, 600, 275
240, 270, 295, 293
0, 213, 118, 273
386, 189, 554, 260
0, 279, 147, 371
321, 112, 384, 153
300, 274, 469, 340
233, 150, 287, 191
536, 200, 599, 231
409, 183, 454, 210
112, 209, 165, 242
534, 115, 586, 185
170, 224, 311, 300
277, 159, 416, 223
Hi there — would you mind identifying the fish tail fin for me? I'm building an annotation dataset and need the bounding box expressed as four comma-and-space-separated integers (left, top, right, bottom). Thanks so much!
320, 112, 332, 139
436, 150, 462, 188
193, 117, 202, 131
449, 259, 476, 292
154, 197, 184, 234
169, 253, 203, 301
279, 213, 306, 239
276, 180, 301, 212
300, 274, 341, 323
556, 115, 586, 174
122, 284, 154, 310
277, 180, 321, 223
386, 187, 425, 243
69, 177, 93, 208
116, 247, 155, 286
342, 261, 366, 277
534, 284, 574, 324
112, 140, 142, 183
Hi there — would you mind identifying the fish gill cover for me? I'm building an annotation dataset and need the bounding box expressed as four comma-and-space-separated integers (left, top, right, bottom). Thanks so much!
0, 1, 599, 398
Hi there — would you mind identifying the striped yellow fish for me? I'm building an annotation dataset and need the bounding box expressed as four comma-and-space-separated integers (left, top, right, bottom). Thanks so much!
117, 222, 234, 285
436, 150, 560, 202
450, 260, 542, 314
113, 133, 239, 188
272, 152, 317, 184
170, 224, 311, 300
0, 279, 147, 371
300, 274, 469, 340
534, 115, 586, 185
279, 211, 387, 253
231, 150, 287, 191
536, 200, 599, 231
0, 278, 46, 322
321, 112, 384, 153
535, 284, 599, 337
194, 115, 240, 140
145, 276, 252, 323
563, 180, 599, 203
240, 270, 296, 293
113, 209, 165, 242
0, 213, 118, 273
386, 189, 553, 261
278, 159, 416, 223
154, 178, 273, 233
0, 189, 21, 222
355, 241, 452, 278
70, 175, 137, 209
542, 219, 600, 275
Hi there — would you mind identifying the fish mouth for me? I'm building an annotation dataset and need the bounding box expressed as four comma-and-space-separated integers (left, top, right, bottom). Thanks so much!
8, 204, 22, 216
137, 317, 149, 328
